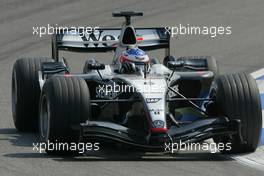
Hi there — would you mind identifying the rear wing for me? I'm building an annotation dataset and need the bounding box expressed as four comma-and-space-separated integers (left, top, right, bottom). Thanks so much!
52, 28, 170, 60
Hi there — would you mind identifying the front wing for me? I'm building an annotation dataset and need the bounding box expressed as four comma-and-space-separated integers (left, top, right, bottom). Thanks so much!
77, 117, 242, 151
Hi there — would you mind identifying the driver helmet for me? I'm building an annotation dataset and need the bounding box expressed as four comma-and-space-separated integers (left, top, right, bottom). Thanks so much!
119, 48, 150, 73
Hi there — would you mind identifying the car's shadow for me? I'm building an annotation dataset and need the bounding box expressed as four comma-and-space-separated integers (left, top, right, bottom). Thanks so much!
0, 128, 38, 147
1, 128, 233, 162
55, 150, 232, 162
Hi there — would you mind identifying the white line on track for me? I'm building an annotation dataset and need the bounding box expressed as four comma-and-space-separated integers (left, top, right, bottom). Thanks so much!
251, 68, 264, 79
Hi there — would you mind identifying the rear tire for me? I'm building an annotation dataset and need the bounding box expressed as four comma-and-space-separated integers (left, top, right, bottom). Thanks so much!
210, 73, 262, 153
12, 57, 53, 132
39, 76, 90, 155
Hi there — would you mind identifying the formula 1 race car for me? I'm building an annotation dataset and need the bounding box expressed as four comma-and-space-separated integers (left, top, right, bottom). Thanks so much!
12, 11, 262, 155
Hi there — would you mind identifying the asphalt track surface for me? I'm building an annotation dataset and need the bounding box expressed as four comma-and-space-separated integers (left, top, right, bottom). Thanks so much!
1, 0, 264, 175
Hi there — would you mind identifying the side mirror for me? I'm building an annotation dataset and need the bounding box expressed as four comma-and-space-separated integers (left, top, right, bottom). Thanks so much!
167, 61, 183, 69
87, 62, 105, 70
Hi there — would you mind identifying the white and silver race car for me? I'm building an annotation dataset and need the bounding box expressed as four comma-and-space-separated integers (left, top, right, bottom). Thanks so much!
12, 11, 262, 155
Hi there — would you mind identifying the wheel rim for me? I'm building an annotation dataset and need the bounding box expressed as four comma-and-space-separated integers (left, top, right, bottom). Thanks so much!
12, 69, 17, 122
40, 95, 50, 141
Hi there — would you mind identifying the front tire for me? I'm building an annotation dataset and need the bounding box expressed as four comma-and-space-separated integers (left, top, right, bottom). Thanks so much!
211, 73, 262, 153
39, 76, 90, 155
